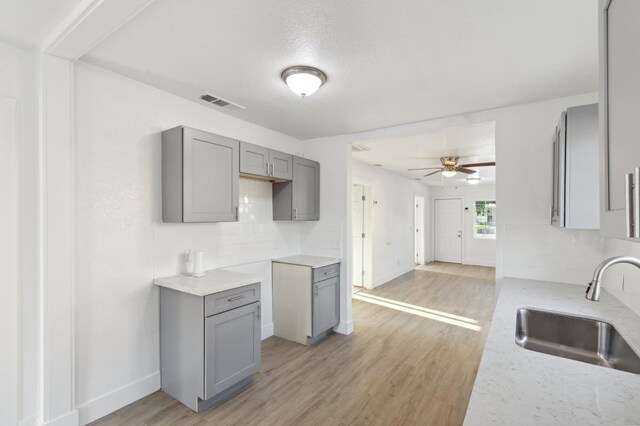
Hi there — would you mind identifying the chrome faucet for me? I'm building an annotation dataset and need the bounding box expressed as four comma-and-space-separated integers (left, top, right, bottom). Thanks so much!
586, 256, 640, 301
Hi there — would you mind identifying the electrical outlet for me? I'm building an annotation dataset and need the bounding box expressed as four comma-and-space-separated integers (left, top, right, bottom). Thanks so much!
331, 239, 340, 249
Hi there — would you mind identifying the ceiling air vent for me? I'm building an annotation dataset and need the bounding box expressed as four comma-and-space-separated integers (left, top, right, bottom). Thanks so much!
351, 144, 370, 152
199, 93, 246, 111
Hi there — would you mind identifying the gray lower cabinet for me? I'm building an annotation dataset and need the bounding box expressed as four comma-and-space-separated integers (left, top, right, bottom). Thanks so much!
239, 141, 293, 181
272, 261, 339, 345
160, 284, 261, 412
599, 0, 640, 239
162, 126, 239, 223
273, 156, 320, 221
312, 276, 340, 337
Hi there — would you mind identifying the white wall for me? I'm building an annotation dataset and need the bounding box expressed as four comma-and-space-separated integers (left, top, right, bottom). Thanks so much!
430, 184, 496, 267
73, 60, 303, 424
351, 160, 431, 286
0, 40, 39, 426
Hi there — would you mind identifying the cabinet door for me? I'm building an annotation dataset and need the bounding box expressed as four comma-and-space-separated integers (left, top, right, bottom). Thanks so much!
204, 302, 261, 399
312, 277, 339, 337
270, 151, 293, 180
183, 128, 239, 222
600, 0, 640, 238
240, 142, 270, 177
292, 157, 320, 221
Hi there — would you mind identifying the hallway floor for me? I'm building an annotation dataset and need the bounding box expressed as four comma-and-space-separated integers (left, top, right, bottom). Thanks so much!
92, 262, 496, 426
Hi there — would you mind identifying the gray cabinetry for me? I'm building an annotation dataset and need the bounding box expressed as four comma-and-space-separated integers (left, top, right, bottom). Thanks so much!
551, 104, 599, 229
599, 0, 640, 239
160, 283, 261, 412
272, 260, 339, 345
312, 276, 339, 337
273, 156, 320, 221
204, 302, 260, 399
240, 142, 293, 181
162, 126, 239, 223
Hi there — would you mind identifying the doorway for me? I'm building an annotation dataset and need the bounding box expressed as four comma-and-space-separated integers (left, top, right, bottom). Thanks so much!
352, 183, 372, 288
352, 184, 365, 287
414, 195, 425, 265
434, 198, 463, 263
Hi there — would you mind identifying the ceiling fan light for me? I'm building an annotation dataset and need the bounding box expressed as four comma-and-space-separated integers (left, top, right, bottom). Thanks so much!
467, 177, 481, 185
281, 66, 327, 97
442, 170, 457, 177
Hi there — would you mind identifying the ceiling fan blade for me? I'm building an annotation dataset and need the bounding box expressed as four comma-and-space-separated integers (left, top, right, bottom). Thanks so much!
423, 170, 441, 177
457, 168, 478, 174
459, 162, 496, 168
407, 167, 442, 171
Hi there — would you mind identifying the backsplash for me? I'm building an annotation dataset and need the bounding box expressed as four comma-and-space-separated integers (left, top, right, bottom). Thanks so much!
153, 178, 301, 278
502, 223, 607, 285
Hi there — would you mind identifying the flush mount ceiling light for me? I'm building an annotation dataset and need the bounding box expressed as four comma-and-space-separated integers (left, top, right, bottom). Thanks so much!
442, 169, 457, 177
281, 66, 327, 97
467, 177, 481, 185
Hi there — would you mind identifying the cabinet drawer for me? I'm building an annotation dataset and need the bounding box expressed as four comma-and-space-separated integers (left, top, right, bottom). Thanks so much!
205, 283, 260, 317
313, 263, 340, 282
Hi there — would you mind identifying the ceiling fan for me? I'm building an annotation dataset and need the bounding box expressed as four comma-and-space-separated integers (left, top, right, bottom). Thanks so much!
408, 156, 495, 177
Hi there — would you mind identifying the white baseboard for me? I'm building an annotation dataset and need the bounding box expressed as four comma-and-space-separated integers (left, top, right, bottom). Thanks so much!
19, 414, 42, 426
463, 260, 496, 268
372, 265, 415, 288
77, 372, 160, 425
261, 322, 274, 340
334, 320, 353, 335
42, 410, 78, 426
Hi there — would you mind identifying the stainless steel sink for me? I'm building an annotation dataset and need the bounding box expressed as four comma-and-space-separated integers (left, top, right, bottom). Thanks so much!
515, 308, 640, 374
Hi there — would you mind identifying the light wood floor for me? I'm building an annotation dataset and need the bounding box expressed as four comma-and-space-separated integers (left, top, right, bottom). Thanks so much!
92, 262, 496, 426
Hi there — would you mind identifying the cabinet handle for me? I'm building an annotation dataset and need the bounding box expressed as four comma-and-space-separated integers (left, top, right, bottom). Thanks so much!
235, 206, 239, 221
293, 208, 297, 220
314, 285, 318, 296
227, 295, 244, 302
257, 304, 261, 320
270, 162, 274, 177
635, 168, 640, 239
266, 162, 270, 175
625, 173, 634, 238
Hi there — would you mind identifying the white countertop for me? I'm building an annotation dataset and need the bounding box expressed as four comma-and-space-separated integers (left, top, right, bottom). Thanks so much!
154, 269, 262, 297
272, 255, 340, 268
464, 277, 640, 426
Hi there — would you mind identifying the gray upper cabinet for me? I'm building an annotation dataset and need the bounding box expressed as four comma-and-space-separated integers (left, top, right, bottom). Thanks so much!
273, 156, 320, 221
312, 276, 339, 337
239, 142, 293, 181
204, 302, 261, 399
599, 0, 640, 239
239, 142, 270, 178
551, 104, 599, 229
162, 126, 239, 223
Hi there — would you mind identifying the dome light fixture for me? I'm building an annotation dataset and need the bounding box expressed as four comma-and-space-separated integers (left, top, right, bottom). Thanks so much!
442, 170, 457, 178
467, 177, 481, 185
281, 66, 327, 97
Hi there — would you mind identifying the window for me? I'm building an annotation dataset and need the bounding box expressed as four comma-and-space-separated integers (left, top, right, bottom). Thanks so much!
475, 201, 496, 239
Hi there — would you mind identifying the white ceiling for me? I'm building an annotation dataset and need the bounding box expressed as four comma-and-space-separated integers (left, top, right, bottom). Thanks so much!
82, 0, 598, 139
0, 0, 84, 49
351, 121, 496, 186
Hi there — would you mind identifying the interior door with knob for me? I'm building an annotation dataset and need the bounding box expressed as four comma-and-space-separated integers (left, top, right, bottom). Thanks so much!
434, 198, 462, 263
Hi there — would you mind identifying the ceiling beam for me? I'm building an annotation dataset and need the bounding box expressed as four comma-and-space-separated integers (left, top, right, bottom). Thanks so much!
42, 0, 155, 60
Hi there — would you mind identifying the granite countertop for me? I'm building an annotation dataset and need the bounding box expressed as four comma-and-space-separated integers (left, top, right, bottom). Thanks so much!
154, 269, 262, 297
272, 255, 340, 268
464, 277, 640, 425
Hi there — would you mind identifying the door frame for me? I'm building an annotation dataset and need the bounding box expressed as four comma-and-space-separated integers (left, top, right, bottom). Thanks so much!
431, 196, 464, 264
413, 194, 426, 265
352, 179, 373, 289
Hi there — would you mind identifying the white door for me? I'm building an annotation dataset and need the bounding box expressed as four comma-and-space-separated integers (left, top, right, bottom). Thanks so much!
414, 196, 425, 265
434, 199, 462, 263
352, 185, 365, 287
